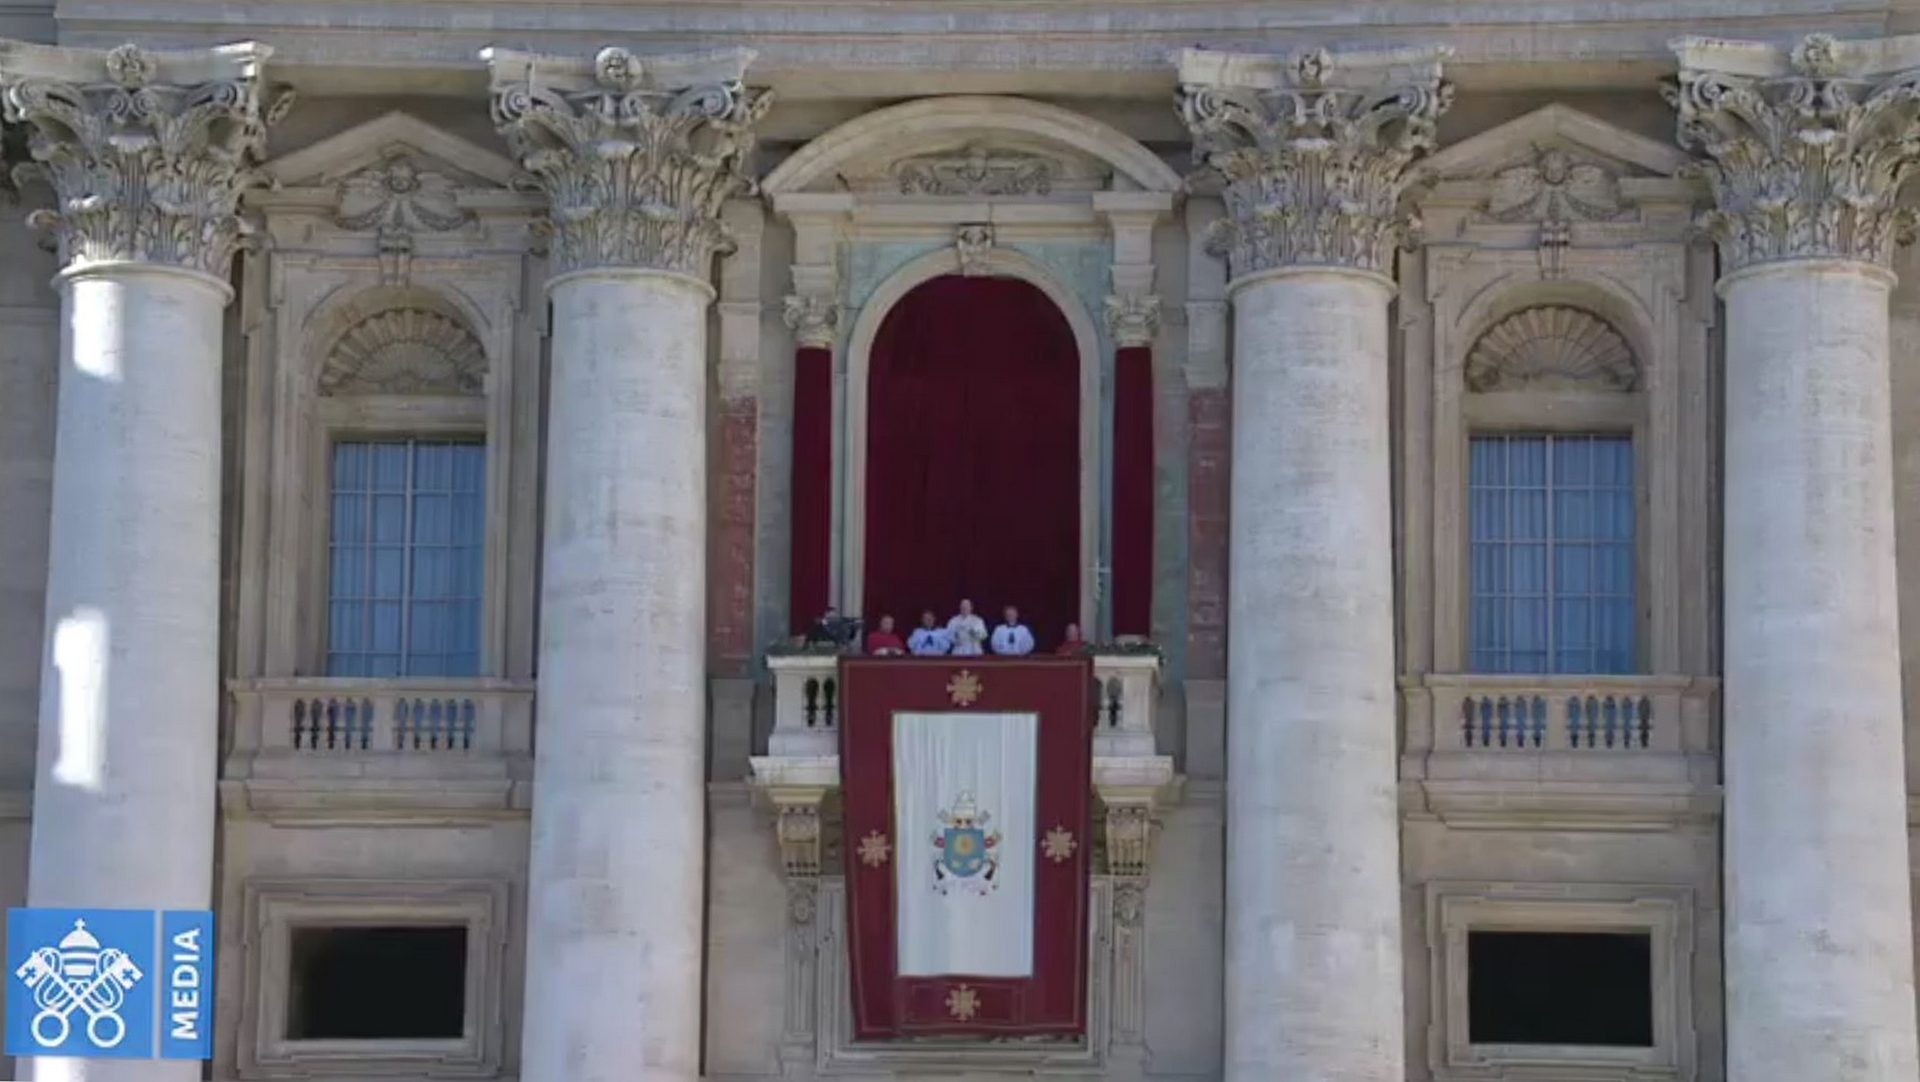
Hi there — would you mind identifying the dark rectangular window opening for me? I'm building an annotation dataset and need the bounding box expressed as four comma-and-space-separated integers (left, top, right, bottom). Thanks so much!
287, 925, 469, 1040
1467, 930, 1653, 1047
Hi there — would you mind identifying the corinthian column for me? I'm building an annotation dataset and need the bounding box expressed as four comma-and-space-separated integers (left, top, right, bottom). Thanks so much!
1178, 45, 1449, 1082
486, 46, 769, 1082
0, 40, 286, 1080
1672, 33, 1920, 1081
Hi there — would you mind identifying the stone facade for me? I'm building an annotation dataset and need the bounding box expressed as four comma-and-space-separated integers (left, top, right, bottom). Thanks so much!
1, 4, 1919, 1082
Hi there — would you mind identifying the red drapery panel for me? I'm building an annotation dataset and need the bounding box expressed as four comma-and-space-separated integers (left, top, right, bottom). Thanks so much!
1110, 344, 1154, 638
789, 344, 834, 635
840, 657, 1093, 1038
864, 276, 1080, 644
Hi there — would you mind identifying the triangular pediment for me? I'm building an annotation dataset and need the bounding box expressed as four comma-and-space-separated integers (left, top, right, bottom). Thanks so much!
266, 111, 518, 190
1422, 104, 1691, 182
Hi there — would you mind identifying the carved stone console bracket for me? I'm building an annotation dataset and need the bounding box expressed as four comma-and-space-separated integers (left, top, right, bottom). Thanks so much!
1093, 755, 1180, 882
749, 755, 840, 882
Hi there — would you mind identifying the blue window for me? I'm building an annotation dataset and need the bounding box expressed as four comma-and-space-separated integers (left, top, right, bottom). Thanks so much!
1469, 434, 1635, 674
326, 440, 485, 677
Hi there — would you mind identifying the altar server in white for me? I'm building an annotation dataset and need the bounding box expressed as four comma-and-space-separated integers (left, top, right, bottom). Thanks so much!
947, 599, 988, 656
991, 605, 1035, 656
908, 610, 953, 656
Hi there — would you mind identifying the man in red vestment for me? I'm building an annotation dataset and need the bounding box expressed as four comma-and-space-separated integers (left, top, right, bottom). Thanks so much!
1056, 622, 1086, 655
865, 614, 908, 656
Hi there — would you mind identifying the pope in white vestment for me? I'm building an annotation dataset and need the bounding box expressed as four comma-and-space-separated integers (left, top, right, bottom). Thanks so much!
947, 599, 988, 657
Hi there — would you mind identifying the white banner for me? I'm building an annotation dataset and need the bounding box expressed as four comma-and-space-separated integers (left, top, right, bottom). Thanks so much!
892, 711, 1038, 978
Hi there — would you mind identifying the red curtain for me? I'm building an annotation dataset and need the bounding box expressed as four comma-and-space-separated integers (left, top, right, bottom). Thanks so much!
1110, 344, 1154, 638
789, 345, 834, 635
864, 276, 1080, 645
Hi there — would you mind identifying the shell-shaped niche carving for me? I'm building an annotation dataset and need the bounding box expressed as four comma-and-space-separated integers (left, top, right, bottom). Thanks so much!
1465, 306, 1637, 393
321, 308, 485, 395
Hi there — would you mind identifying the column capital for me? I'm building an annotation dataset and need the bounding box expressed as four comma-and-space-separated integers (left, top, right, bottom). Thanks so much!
485, 45, 772, 279
782, 293, 839, 349
0, 41, 292, 279
1670, 32, 1920, 274
1176, 45, 1452, 281
1104, 293, 1161, 347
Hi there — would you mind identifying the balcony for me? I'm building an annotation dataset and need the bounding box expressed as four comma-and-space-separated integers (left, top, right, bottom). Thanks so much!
751, 648, 1177, 879
222, 678, 535, 823
1402, 674, 1720, 831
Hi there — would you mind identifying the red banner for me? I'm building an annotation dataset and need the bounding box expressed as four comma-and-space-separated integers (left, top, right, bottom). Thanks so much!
839, 657, 1093, 1039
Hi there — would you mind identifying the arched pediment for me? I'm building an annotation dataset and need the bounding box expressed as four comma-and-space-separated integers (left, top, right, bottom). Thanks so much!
762, 96, 1182, 196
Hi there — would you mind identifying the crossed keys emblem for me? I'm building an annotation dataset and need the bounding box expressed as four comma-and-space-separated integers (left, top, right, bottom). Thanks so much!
14, 919, 143, 1048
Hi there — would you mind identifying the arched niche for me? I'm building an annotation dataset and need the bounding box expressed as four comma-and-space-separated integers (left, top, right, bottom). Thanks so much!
842, 246, 1101, 632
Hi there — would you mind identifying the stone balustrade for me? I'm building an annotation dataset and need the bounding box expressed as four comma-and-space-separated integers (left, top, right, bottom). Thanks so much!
767, 649, 1164, 759
767, 651, 842, 757
1401, 673, 1719, 831
222, 678, 536, 820
1409, 674, 1711, 757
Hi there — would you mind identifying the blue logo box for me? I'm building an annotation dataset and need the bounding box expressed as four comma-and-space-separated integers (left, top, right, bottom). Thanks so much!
3, 908, 214, 1061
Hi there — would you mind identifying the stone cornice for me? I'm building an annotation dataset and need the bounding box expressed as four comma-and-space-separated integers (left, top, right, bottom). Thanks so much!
1177, 45, 1453, 280
0, 40, 293, 278
51, 2, 1889, 97
1670, 32, 1920, 273
485, 45, 771, 279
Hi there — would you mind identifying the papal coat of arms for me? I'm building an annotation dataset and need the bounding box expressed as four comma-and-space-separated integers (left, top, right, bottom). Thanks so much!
932, 791, 1001, 895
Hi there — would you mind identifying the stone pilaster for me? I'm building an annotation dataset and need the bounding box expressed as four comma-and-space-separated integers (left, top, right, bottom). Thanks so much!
1178, 44, 1449, 1082
1672, 32, 1920, 1082
487, 44, 769, 1082
0, 38, 285, 1082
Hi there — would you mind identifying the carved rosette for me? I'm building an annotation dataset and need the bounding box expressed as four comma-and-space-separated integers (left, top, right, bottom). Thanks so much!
1104, 294, 1161, 348
488, 46, 771, 278
1177, 46, 1452, 280
1670, 34, 1920, 273
782, 294, 839, 349
0, 42, 293, 278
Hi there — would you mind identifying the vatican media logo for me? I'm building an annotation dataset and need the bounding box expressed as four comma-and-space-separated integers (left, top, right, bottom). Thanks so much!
3, 908, 213, 1061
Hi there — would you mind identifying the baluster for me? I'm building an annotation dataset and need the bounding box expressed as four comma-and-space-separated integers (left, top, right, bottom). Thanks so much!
1636, 696, 1652, 748
431, 699, 447, 750
323, 698, 340, 750
1584, 695, 1600, 748
1602, 695, 1619, 748
1566, 696, 1582, 748
1105, 678, 1123, 729
1495, 696, 1513, 747
802, 678, 820, 729
462, 698, 476, 750
1461, 697, 1477, 747
292, 699, 310, 750
1529, 695, 1547, 747
357, 698, 373, 749
822, 678, 838, 730
1478, 697, 1493, 747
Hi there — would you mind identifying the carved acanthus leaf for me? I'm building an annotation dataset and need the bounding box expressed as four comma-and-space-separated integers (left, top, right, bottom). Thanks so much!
894, 143, 1057, 196
322, 308, 486, 396
782, 293, 839, 349
1178, 46, 1453, 278
1486, 147, 1626, 223
1465, 306, 1637, 393
488, 46, 771, 277
1104, 294, 1161, 347
1669, 33, 1920, 272
0, 42, 294, 276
